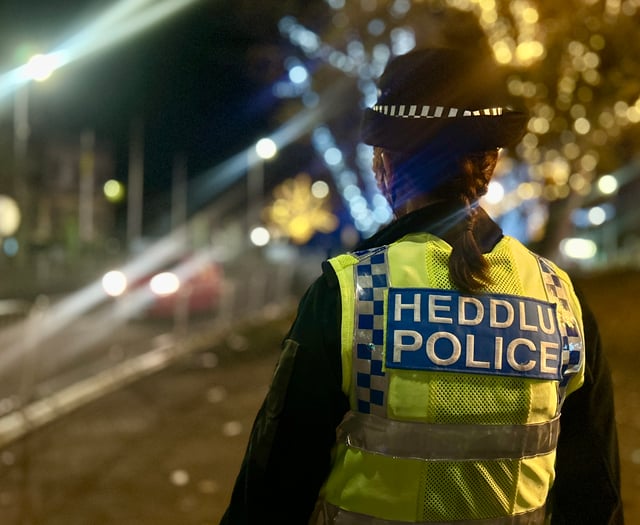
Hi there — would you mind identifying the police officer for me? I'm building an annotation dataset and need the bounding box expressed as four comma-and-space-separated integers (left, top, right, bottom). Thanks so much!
221, 48, 623, 524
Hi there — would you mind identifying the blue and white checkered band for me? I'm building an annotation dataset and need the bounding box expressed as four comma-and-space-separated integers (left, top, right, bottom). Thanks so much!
353, 246, 389, 416
371, 104, 506, 119
537, 257, 584, 388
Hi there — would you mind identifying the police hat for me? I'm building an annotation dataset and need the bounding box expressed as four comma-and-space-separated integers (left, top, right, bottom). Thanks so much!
361, 48, 528, 154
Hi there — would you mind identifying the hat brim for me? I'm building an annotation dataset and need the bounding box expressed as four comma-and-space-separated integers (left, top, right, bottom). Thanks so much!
361, 109, 528, 154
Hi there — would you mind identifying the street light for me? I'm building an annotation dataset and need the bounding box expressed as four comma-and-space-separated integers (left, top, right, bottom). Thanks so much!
0, 195, 21, 237
11, 52, 63, 264
247, 137, 278, 238
24, 53, 62, 82
255, 138, 277, 160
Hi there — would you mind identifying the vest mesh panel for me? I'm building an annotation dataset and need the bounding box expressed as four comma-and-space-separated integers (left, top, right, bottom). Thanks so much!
419, 459, 518, 520
425, 372, 531, 425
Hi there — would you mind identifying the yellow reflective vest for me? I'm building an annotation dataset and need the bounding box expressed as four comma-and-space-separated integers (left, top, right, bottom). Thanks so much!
312, 232, 585, 524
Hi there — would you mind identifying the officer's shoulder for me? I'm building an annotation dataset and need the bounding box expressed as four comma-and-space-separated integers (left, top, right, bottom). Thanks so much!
320, 245, 387, 288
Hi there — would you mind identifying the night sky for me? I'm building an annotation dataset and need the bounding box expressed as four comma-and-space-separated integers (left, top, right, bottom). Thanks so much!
0, 0, 298, 201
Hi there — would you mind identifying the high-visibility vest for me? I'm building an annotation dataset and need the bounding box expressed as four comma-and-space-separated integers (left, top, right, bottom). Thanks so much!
313, 233, 585, 524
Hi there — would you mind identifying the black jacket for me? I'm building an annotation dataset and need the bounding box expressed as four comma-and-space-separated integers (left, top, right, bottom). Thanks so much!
221, 203, 623, 524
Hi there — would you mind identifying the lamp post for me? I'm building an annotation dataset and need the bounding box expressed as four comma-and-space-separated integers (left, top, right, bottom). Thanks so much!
247, 137, 277, 238
9, 52, 61, 271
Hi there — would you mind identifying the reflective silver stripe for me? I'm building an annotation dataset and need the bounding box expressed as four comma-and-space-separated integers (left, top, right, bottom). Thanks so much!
314, 501, 547, 525
337, 411, 560, 460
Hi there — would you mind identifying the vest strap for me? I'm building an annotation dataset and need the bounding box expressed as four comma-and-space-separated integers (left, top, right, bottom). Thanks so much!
313, 501, 547, 525
337, 411, 560, 460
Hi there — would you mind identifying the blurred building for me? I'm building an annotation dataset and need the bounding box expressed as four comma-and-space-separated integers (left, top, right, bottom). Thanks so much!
0, 129, 121, 297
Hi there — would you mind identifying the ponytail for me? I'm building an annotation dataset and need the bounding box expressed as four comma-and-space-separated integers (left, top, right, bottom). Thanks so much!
448, 200, 489, 293
372, 147, 499, 294
444, 151, 498, 294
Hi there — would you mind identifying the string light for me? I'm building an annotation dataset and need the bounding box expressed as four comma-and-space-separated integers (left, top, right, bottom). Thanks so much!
275, 0, 636, 251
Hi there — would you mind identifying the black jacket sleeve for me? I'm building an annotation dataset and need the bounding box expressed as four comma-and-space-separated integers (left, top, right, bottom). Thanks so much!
551, 287, 624, 524
220, 268, 349, 525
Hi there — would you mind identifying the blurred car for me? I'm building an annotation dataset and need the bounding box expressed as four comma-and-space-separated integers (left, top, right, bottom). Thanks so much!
101, 255, 223, 319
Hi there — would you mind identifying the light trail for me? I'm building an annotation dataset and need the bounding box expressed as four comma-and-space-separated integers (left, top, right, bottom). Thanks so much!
0, 0, 203, 104
0, 0, 205, 382
189, 77, 351, 211
0, 231, 188, 375
0, 2, 350, 407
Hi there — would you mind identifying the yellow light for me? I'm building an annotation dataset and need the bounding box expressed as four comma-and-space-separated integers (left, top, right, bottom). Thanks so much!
569, 173, 587, 192
589, 34, 606, 50
573, 117, 591, 135
598, 111, 615, 129
516, 182, 538, 200
583, 52, 600, 68
580, 153, 598, 172
0, 195, 21, 236
627, 105, 640, 123
515, 41, 544, 63
614, 100, 629, 117
521, 6, 539, 23
480, 9, 498, 23
265, 173, 338, 244
492, 41, 513, 64
311, 180, 330, 199
583, 69, 601, 85
288, 217, 314, 244
103, 179, 125, 203
531, 117, 550, 134
562, 142, 581, 160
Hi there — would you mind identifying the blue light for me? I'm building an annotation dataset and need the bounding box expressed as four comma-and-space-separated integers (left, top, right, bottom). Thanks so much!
324, 147, 343, 166
343, 184, 361, 200
325, 0, 345, 9
289, 65, 309, 84
373, 205, 393, 224
390, 27, 416, 55
3, 237, 19, 257
368, 19, 386, 36
302, 91, 319, 107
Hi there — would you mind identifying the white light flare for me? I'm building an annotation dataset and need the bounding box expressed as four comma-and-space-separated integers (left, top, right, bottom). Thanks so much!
102, 270, 128, 297
54, 0, 203, 65
484, 181, 505, 205
0, 231, 187, 375
559, 237, 598, 260
0, 0, 202, 103
597, 174, 618, 195
255, 138, 278, 160
250, 227, 271, 247
149, 272, 180, 296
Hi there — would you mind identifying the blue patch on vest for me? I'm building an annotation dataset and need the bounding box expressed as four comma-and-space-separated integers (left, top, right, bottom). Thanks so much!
386, 288, 563, 380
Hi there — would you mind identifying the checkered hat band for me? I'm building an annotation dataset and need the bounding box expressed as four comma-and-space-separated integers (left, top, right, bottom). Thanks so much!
353, 247, 390, 416
372, 104, 506, 119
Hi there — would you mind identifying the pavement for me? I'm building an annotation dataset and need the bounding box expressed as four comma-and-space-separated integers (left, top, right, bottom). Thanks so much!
0, 311, 293, 525
0, 272, 638, 525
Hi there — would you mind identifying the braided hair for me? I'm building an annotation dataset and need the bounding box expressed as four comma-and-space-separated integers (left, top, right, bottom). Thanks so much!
373, 147, 499, 294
